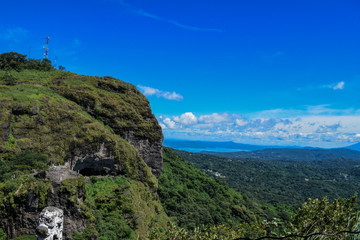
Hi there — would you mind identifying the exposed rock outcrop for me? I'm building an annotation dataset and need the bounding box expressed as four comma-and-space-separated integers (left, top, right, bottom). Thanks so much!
124, 131, 163, 177
0, 167, 86, 239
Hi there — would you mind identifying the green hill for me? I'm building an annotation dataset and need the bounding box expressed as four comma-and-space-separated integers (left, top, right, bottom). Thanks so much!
0, 52, 167, 239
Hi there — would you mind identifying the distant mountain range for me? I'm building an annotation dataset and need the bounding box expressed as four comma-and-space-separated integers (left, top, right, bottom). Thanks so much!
164, 139, 360, 161
347, 142, 360, 151
163, 139, 300, 151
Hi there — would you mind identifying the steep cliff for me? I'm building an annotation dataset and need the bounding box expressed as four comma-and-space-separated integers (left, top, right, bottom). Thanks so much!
0, 67, 167, 239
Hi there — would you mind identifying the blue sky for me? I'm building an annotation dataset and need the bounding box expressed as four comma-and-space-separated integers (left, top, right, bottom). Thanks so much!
1, 0, 359, 147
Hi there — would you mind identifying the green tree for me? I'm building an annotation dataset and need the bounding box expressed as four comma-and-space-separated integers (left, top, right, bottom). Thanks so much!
0, 52, 27, 71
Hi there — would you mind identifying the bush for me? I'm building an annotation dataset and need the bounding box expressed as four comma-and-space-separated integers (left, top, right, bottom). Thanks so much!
12, 151, 49, 172
0, 229, 6, 240
0, 71, 17, 85
0, 152, 49, 181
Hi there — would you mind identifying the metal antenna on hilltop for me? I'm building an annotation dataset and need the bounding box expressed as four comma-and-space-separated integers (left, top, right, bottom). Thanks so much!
44, 37, 50, 59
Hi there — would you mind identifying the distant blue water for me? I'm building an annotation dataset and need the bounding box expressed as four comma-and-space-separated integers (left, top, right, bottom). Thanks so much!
174, 147, 249, 153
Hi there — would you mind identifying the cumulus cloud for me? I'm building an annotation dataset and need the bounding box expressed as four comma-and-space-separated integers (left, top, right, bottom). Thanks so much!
137, 85, 183, 101
162, 117, 177, 129
236, 119, 249, 126
174, 112, 197, 125
158, 107, 360, 148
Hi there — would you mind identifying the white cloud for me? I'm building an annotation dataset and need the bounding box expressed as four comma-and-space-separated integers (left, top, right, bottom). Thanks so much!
298, 81, 346, 91
159, 107, 360, 148
235, 119, 248, 126
137, 85, 183, 101
199, 113, 230, 123
174, 112, 197, 125
163, 117, 177, 129
332, 81, 345, 90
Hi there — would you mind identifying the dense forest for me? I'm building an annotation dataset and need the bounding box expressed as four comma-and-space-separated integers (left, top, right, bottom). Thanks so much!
173, 149, 360, 220
204, 148, 360, 161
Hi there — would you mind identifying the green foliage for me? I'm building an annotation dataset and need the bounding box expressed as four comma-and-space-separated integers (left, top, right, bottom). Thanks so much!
150, 196, 360, 240
159, 148, 259, 229
0, 52, 27, 71
0, 152, 48, 182
149, 221, 271, 240
0, 52, 53, 71
0, 229, 6, 240
290, 196, 360, 239
0, 71, 17, 85
73, 228, 95, 240
0, 174, 52, 218
12, 151, 48, 172
79, 176, 168, 239
61, 176, 85, 205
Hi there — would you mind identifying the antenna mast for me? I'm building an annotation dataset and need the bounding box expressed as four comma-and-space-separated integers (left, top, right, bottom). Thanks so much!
44, 37, 50, 59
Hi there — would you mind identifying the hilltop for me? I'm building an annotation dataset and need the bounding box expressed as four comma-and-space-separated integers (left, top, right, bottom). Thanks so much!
0, 52, 166, 239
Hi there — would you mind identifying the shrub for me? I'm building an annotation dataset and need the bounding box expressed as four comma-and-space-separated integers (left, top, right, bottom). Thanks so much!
0, 71, 17, 85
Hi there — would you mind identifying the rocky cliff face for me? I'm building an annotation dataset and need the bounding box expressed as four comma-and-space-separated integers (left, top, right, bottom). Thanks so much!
52, 76, 164, 177
0, 167, 86, 239
0, 69, 168, 239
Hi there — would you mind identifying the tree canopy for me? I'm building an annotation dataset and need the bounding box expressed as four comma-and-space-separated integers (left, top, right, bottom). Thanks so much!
0, 52, 53, 71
